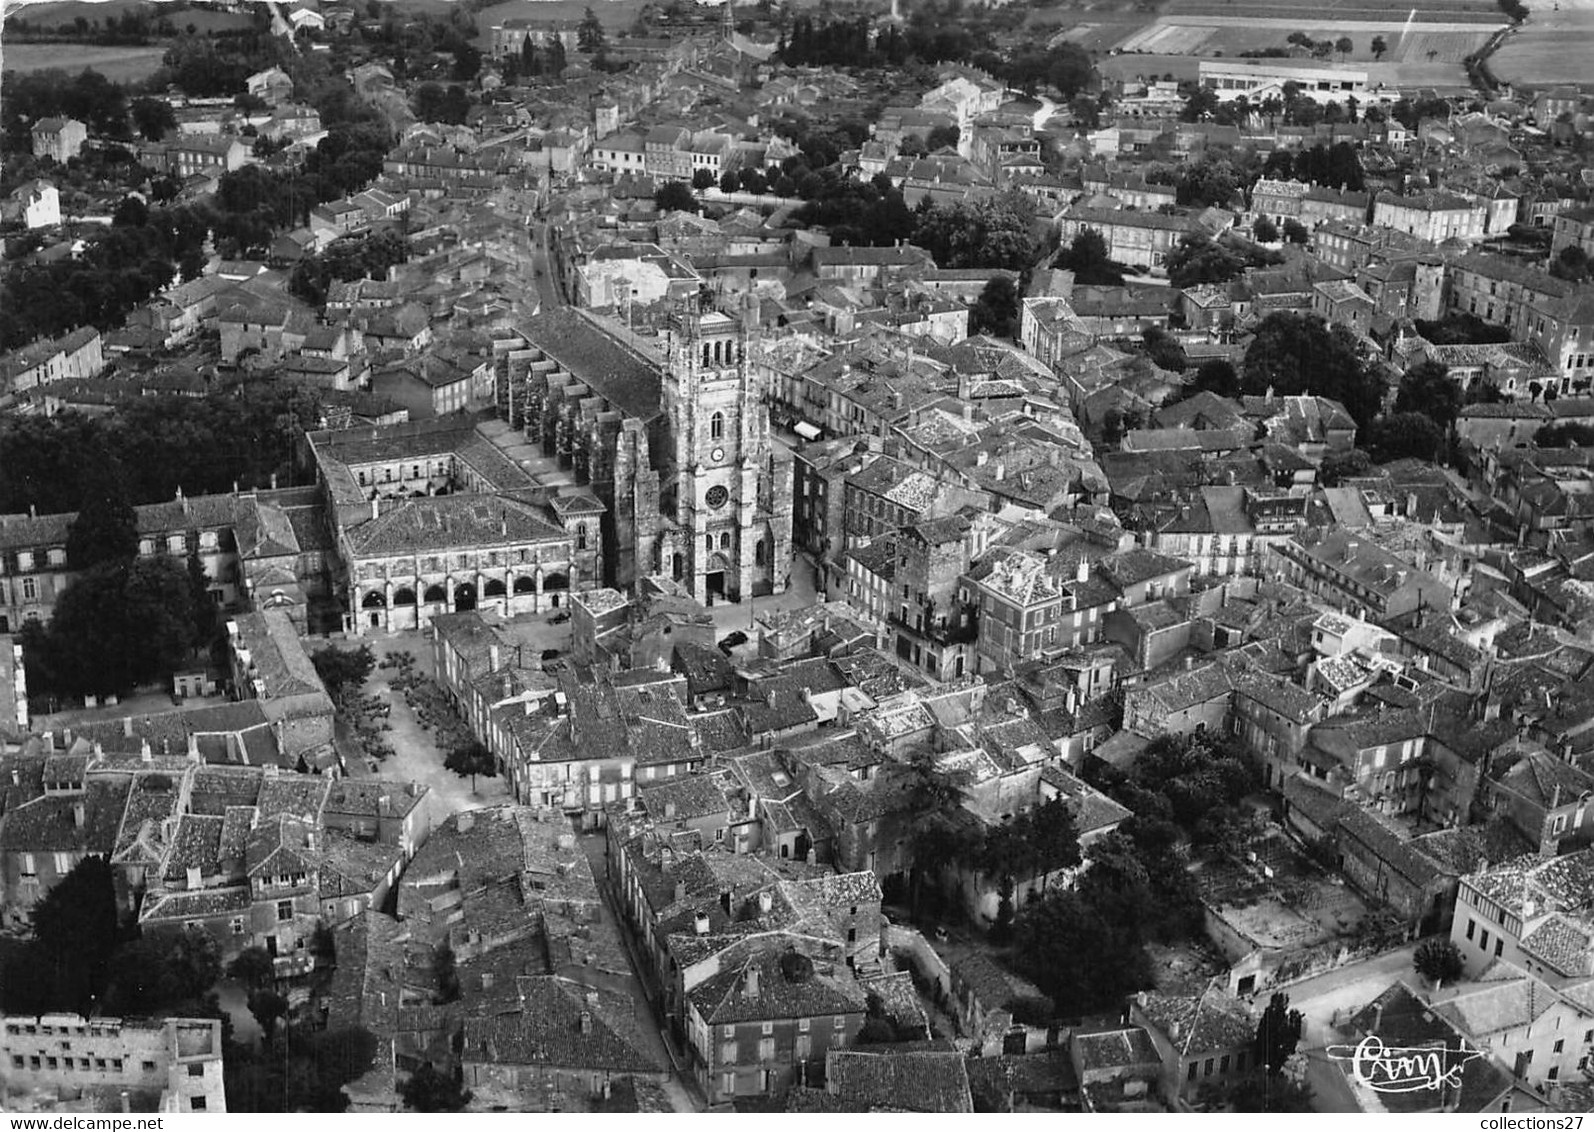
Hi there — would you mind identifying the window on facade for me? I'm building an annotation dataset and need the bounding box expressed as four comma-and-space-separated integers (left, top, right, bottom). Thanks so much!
577, 524, 588, 551
1466, 919, 1476, 940
711, 412, 725, 440
1496, 939, 1504, 957
22, 578, 36, 601
1187, 1061, 1198, 1081
706, 534, 714, 553
191, 1097, 207, 1112
276, 900, 293, 922
758, 1038, 775, 1061
721, 1073, 736, 1096
1554, 1039, 1565, 1053
142, 1061, 156, 1074
1480, 929, 1491, 950
20, 854, 35, 877
1203, 1059, 1214, 1077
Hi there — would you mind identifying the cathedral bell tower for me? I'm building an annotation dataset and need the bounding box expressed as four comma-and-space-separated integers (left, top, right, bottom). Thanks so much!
661, 293, 790, 605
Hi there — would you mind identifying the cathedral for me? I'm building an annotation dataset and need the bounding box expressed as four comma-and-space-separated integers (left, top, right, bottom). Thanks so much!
508, 298, 793, 606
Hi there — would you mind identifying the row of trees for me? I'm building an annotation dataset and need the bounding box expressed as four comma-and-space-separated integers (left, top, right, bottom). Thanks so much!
1260, 141, 1366, 193
0, 379, 320, 515
0, 189, 211, 349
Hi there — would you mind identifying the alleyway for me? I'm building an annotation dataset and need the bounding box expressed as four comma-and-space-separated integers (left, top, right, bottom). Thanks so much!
578, 831, 705, 1113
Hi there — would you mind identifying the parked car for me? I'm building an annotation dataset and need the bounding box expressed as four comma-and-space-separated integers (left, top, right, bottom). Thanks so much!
717, 630, 748, 654
541, 648, 561, 662
547, 610, 570, 625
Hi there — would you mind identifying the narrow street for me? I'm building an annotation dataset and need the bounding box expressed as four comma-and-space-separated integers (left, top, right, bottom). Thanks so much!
578, 831, 707, 1112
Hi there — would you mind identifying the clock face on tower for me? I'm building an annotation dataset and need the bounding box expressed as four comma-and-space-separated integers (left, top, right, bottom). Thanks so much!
705, 485, 729, 509
711, 447, 725, 464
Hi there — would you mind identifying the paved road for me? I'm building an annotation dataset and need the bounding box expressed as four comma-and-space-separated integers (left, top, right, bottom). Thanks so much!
1267, 941, 1420, 1112
1282, 941, 1419, 1040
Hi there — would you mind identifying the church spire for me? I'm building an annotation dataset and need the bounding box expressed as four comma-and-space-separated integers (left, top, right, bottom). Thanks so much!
722, 0, 734, 41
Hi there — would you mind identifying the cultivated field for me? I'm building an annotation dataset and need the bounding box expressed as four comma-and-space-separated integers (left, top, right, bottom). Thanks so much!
473, 0, 649, 42
0, 42, 167, 81
1166, 0, 1508, 21
1112, 17, 1500, 62
1492, 0, 1594, 86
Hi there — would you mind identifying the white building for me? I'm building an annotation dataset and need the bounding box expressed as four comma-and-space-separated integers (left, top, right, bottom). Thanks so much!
1198, 59, 1369, 105
0, 1014, 226, 1113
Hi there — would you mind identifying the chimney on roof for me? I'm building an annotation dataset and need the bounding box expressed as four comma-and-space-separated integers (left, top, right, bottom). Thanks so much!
490, 643, 501, 673
72, 800, 85, 829
187, 731, 200, 759
579, 1010, 593, 1034
124, 717, 134, 738
758, 889, 773, 914
120, 1092, 130, 1115
694, 911, 710, 935
140, 739, 152, 762
370, 496, 380, 521
744, 966, 760, 998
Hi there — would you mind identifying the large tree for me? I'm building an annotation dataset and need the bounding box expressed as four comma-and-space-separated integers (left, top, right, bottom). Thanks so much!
31, 855, 120, 1013
402, 1063, 473, 1112
1255, 992, 1305, 1075
912, 193, 1038, 271
444, 741, 497, 794
1366, 412, 1445, 463
105, 931, 222, 1016
890, 750, 976, 919
66, 465, 140, 569
1412, 938, 1465, 987
969, 274, 1020, 339
1167, 236, 1246, 288
654, 181, 700, 214
577, 6, 605, 52
1059, 228, 1124, 287
38, 557, 203, 697
311, 643, 375, 708
1393, 360, 1461, 429
1241, 312, 1384, 429
1192, 358, 1240, 398
130, 96, 178, 142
